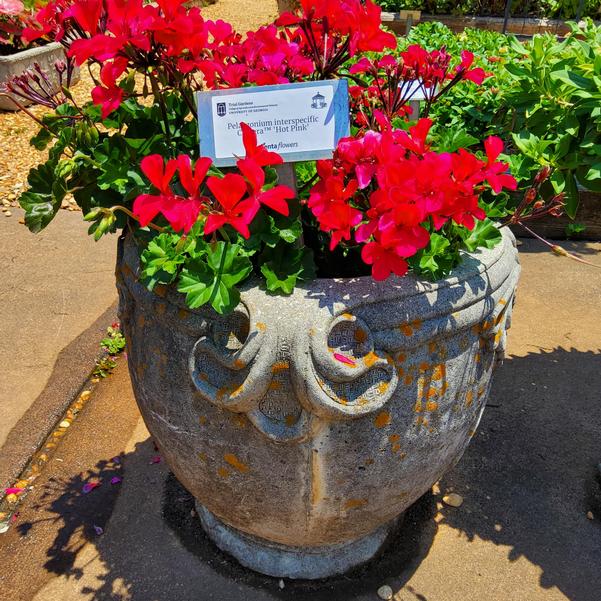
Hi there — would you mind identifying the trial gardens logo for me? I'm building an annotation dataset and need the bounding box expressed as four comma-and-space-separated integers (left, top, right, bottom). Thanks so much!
216, 102, 227, 117
311, 92, 327, 109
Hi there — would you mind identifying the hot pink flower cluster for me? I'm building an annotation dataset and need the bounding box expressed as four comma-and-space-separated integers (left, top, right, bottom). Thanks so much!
308, 119, 517, 280
180, 22, 315, 89
133, 123, 294, 237
276, 0, 396, 78
22, 0, 315, 117
277, 0, 396, 54
21, 0, 397, 118
348, 47, 491, 128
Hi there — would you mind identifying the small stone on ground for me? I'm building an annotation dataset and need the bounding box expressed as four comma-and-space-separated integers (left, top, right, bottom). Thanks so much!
442, 493, 464, 507
377, 584, 393, 600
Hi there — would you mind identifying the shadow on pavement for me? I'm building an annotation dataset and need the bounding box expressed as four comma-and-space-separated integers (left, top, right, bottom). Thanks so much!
16, 348, 601, 601
162, 474, 438, 600
16, 458, 124, 580
439, 348, 601, 601
515, 238, 601, 257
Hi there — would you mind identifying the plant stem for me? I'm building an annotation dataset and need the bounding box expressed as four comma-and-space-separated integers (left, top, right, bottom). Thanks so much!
149, 72, 172, 147
518, 222, 601, 268
110, 205, 166, 233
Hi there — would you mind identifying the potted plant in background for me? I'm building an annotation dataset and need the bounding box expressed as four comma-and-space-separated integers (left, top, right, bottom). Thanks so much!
7, 0, 565, 579
0, 0, 79, 110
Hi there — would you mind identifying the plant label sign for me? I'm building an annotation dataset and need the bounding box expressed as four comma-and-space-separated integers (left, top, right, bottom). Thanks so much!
197, 80, 350, 167
404, 79, 428, 100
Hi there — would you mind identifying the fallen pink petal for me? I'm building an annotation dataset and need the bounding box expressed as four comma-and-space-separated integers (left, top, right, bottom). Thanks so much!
5, 487, 24, 495
110, 476, 122, 485
150, 456, 161, 464
10, 512, 19, 523
82, 481, 101, 494
333, 353, 356, 367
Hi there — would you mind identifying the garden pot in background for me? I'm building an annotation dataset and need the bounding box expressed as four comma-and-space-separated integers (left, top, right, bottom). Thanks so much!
0, 42, 80, 111
116, 228, 520, 579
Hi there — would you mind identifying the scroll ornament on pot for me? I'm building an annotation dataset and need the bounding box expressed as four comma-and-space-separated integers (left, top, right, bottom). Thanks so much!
293, 312, 399, 421
188, 304, 399, 440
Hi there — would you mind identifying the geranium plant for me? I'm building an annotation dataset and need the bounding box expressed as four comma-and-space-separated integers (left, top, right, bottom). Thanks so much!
5, 0, 564, 314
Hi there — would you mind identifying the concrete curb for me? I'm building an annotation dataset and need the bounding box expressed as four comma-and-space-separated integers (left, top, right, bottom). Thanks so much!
0, 302, 118, 492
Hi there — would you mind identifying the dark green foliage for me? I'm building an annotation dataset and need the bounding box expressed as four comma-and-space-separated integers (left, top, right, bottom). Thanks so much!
375, 0, 600, 20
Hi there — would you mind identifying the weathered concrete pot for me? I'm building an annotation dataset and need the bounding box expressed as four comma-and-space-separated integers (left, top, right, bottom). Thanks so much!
0, 42, 80, 111
116, 228, 520, 579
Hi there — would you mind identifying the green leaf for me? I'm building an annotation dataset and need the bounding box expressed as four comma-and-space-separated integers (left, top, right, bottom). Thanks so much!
178, 242, 252, 314
511, 132, 552, 159
435, 127, 479, 153
577, 162, 601, 191
551, 69, 596, 92
563, 171, 579, 219
550, 170, 565, 193
18, 161, 67, 232
417, 233, 451, 275
30, 127, 53, 151
246, 204, 303, 249
507, 34, 529, 56
140, 233, 191, 289
19, 194, 58, 233
259, 244, 315, 295
461, 219, 502, 252
504, 63, 531, 78
408, 232, 458, 280
565, 222, 586, 237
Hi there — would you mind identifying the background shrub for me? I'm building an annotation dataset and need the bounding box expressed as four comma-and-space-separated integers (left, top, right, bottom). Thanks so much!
376, 0, 601, 20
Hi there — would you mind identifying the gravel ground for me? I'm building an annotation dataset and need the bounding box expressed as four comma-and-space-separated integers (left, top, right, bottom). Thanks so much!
201, 0, 278, 30
0, 67, 98, 214
0, 0, 279, 216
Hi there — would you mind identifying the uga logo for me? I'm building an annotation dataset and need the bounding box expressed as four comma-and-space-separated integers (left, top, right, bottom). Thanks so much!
216, 102, 227, 117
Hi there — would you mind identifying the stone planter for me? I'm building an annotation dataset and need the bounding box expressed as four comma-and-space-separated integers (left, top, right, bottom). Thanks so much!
116, 228, 520, 579
0, 42, 80, 111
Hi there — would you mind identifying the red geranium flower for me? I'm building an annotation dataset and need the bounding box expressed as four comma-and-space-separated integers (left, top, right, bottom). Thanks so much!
237, 157, 293, 216
240, 122, 283, 167
133, 155, 206, 234
205, 173, 260, 238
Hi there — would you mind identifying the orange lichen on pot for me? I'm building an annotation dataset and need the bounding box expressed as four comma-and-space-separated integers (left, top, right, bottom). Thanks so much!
344, 498, 368, 510
374, 411, 391, 428
363, 351, 379, 367
224, 453, 250, 473
354, 328, 368, 343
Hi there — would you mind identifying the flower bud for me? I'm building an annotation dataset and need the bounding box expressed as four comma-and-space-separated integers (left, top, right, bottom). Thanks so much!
84, 207, 104, 221
533, 200, 544, 209
525, 188, 537, 204
534, 166, 551, 185
549, 206, 564, 217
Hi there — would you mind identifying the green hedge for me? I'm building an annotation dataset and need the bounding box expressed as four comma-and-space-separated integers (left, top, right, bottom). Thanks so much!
376, 0, 601, 20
